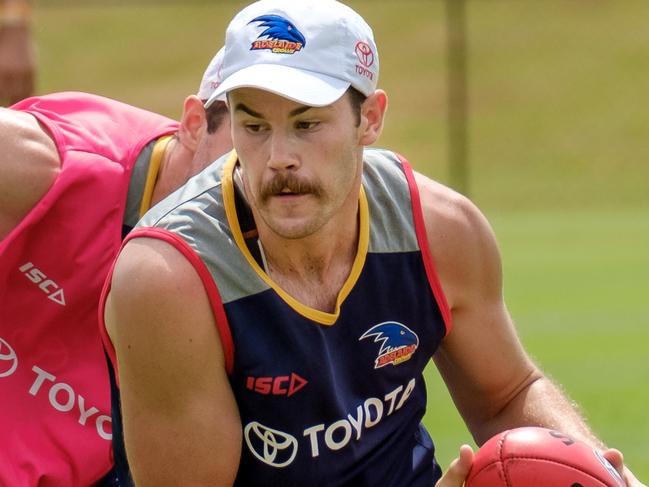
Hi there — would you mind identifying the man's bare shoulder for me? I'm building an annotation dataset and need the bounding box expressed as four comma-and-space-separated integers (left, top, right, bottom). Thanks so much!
413, 171, 495, 247
412, 171, 502, 310
108, 237, 203, 324
0, 107, 60, 238
105, 234, 229, 368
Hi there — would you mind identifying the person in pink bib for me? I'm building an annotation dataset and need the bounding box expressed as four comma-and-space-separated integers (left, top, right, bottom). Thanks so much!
0, 47, 232, 486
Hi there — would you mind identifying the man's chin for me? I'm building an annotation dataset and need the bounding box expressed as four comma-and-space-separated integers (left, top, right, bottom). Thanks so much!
264, 216, 323, 241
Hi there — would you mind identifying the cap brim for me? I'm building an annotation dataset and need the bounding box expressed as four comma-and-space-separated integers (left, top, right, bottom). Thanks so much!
205, 64, 350, 108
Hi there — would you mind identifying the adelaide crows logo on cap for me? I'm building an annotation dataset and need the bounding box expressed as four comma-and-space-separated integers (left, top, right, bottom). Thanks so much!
360, 322, 419, 369
249, 15, 306, 54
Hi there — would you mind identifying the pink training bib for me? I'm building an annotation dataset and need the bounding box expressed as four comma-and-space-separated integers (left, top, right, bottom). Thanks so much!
0, 92, 178, 486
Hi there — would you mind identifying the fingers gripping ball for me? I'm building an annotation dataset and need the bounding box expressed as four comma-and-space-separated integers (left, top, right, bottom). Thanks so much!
465, 427, 625, 487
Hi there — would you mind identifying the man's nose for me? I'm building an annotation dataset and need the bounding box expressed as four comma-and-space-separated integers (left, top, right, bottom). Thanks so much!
267, 131, 299, 171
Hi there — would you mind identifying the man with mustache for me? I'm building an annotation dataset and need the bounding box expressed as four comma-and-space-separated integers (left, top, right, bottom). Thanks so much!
0, 48, 231, 485
101, 1, 644, 486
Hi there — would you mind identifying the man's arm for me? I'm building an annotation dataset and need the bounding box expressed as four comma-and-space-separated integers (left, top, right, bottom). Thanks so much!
415, 172, 644, 485
105, 237, 241, 487
416, 172, 599, 445
0, 107, 59, 239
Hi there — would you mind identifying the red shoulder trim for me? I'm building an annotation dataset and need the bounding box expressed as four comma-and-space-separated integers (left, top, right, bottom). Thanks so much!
396, 155, 453, 337
98, 247, 121, 382
98, 228, 235, 383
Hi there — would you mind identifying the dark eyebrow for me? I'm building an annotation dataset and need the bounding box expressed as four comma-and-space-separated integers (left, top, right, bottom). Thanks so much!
234, 103, 263, 118
289, 105, 313, 117
233, 102, 315, 119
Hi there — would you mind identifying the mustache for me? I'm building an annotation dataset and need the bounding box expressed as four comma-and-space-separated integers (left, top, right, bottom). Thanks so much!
260, 173, 323, 202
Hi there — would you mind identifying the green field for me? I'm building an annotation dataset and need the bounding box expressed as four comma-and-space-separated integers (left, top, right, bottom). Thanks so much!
33, 0, 648, 478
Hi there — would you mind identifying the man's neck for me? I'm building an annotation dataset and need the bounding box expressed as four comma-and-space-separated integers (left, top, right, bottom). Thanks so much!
256, 201, 360, 313
150, 136, 190, 207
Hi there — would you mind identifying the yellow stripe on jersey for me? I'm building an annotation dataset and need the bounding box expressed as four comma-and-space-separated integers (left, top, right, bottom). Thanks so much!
138, 135, 174, 217
222, 153, 369, 326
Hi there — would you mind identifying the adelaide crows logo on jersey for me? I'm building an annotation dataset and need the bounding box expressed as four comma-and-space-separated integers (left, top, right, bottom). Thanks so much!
248, 15, 306, 54
360, 322, 419, 369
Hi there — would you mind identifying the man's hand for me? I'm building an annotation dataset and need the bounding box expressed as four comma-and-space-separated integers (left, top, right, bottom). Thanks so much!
435, 445, 474, 487
603, 449, 647, 487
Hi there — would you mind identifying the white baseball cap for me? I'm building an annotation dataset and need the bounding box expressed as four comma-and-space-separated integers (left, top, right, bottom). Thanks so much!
197, 47, 225, 101
205, 0, 379, 108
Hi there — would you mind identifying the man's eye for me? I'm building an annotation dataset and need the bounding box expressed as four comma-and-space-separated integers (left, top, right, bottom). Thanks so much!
245, 123, 263, 133
296, 121, 318, 130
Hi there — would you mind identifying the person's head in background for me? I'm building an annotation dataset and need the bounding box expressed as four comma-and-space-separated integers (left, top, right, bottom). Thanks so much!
151, 47, 233, 205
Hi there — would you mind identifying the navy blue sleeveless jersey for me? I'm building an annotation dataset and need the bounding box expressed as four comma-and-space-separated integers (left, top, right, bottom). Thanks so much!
102, 149, 452, 486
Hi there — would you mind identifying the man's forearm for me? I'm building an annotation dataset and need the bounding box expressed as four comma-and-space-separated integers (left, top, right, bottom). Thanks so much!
478, 374, 605, 449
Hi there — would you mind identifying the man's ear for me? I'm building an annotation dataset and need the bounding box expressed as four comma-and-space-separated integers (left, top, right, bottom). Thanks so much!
359, 90, 388, 146
177, 95, 207, 152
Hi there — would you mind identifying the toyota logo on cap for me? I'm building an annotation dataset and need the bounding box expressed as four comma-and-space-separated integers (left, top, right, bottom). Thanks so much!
0, 337, 18, 378
244, 421, 298, 468
355, 41, 375, 68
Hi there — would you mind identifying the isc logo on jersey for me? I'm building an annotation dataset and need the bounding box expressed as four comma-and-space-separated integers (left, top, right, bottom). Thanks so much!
359, 321, 419, 369
19, 262, 66, 306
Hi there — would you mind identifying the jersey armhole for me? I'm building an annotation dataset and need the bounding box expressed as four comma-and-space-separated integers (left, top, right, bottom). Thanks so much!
18, 109, 67, 160
396, 155, 453, 337
98, 227, 235, 385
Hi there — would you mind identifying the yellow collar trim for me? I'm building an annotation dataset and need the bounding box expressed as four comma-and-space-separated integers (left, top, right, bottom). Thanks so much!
221, 153, 369, 326
138, 135, 174, 217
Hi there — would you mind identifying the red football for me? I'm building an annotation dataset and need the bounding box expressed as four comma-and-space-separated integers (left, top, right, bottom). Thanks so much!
465, 427, 625, 487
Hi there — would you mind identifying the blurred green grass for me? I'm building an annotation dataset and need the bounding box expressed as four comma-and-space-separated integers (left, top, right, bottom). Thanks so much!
33, 0, 648, 477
